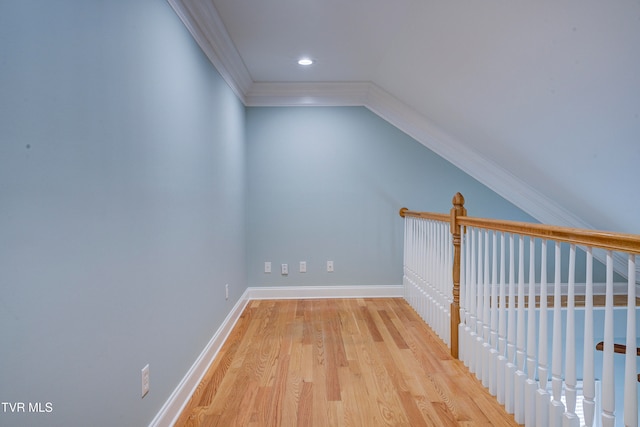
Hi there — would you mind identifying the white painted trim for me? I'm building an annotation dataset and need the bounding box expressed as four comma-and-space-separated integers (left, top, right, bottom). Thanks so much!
166, 0, 252, 102
246, 284, 403, 300
148, 290, 250, 427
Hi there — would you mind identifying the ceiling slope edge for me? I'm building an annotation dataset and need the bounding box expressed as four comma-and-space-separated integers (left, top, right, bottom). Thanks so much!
365, 85, 593, 229
167, 0, 252, 102
167, 0, 595, 233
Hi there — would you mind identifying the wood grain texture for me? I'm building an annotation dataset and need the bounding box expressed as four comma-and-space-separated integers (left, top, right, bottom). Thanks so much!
175, 298, 519, 427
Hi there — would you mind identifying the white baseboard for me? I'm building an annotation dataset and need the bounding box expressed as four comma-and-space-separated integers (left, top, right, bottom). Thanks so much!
148, 291, 250, 427
246, 284, 403, 300
149, 284, 402, 426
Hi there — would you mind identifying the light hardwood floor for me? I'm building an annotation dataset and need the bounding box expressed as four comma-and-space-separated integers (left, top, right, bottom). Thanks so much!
175, 298, 519, 426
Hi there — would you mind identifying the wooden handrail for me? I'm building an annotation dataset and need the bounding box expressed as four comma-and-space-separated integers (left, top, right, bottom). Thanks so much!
595, 341, 640, 357
401, 209, 640, 254
399, 207, 450, 223
458, 217, 640, 254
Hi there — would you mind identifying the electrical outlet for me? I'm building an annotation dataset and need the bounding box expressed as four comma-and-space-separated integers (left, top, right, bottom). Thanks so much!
327, 260, 334, 272
265, 262, 271, 273
281, 263, 288, 275
300, 261, 307, 273
225, 284, 229, 300
141, 364, 150, 398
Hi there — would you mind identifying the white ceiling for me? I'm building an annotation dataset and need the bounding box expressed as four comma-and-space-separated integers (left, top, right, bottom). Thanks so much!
169, 0, 640, 235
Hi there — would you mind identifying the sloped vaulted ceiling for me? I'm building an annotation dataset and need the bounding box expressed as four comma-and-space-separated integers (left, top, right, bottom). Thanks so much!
168, 0, 640, 236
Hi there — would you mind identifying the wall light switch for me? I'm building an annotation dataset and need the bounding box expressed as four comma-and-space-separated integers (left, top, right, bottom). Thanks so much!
281, 263, 288, 275
265, 262, 271, 273
300, 261, 307, 273
327, 260, 334, 272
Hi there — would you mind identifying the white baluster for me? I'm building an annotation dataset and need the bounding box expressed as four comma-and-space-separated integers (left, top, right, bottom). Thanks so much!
459, 227, 467, 363
441, 222, 448, 343
423, 220, 430, 323
525, 238, 537, 427
468, 228, 478, 374
445, 222, 452, 343
420, 219, 426, 318
440, 222, 448, 342
515, 235, 526, 423
536, 240, 550, 427
582, 248, 595, 427
463, 226, 473, 368
505, 234, 516, 414
497, 232, 507, 405
601, 251, 615, 427
482, 230, 492, 388
433, 221, 439, 335
440, 221, 446, 339
563, 245, 579, 427
623, 254, 637, 427
475, 229, 484, 379
489, 231, 499, 397
550, 242, 565, 426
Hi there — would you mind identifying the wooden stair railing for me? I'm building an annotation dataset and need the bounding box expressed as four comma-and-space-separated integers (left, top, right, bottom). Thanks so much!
401, 192, 640, 357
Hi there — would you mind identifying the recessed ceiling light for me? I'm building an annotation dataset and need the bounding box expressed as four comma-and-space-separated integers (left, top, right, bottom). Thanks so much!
298, 58, 314, 66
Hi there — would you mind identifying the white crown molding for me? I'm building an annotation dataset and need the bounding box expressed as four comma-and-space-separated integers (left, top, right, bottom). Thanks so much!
167, 0, 252, 102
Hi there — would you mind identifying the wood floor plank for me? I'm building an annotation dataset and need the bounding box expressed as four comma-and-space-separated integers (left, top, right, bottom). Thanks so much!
175, 298, 519, 427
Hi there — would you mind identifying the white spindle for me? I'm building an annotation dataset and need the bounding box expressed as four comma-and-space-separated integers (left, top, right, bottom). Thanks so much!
550, 242, 564, 426
489, 231, 499, 397
505, 234, 516, 414
442, 221, 451, 343
463, 225, 473, 368
563, 244, 579, 427
515, 236, 526, 423
475, 229, 484, 379
525, 238, 537, 427
468, 228, 478, 374
497, 232, 507, 405
623, 254, 637, 427
582, 247, 595, 427
536, 240, 549, 427
601, 250, 615, 427
482, 230, 491, 388
459, 227, 467, 363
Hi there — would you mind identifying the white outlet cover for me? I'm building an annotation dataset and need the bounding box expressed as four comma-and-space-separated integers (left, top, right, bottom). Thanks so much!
327, 261, 334, 272
281, 263, 288, 275
264, 262, 272, 273
300, 261, 307, 273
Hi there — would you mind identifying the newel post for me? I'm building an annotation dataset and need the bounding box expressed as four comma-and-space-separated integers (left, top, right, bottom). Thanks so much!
450, 192, 466, 358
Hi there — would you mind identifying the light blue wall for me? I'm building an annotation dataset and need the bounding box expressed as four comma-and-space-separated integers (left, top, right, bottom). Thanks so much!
246, 106, 536, 287
0, 1, 246, 426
